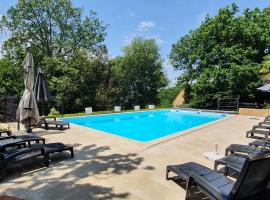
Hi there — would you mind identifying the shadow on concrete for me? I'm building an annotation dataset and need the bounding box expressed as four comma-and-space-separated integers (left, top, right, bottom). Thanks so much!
2, 143, 154, 200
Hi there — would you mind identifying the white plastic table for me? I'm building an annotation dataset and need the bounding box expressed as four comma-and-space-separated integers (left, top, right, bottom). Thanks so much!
203, 152, 224, 161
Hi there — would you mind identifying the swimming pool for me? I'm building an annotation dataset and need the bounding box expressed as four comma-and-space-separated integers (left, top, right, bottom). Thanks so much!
63, 109, 227, 142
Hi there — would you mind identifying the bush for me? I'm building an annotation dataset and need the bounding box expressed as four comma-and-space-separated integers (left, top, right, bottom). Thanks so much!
48, 107, 60, 117
158, 86, 181, 107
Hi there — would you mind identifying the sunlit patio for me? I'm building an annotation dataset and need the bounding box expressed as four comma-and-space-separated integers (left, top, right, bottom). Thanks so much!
0, 114, 261, 200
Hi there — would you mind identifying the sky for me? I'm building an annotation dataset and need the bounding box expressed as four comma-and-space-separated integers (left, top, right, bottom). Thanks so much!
0, 0, 270, 85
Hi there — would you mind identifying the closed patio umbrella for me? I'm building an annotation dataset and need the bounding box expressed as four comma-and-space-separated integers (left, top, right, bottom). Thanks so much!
16, 53, 40, 132
34, 67, 52, 115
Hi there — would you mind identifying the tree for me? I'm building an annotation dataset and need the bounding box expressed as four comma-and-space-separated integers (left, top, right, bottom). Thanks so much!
113, 37, 167, 108
0, 0, 109, 113
190, 64, 262, 108
0, 0, 107, 68
44, 50, 116, 113
170, 4, 269, 108
0, 58, 23, 96
259, 55, 270, 75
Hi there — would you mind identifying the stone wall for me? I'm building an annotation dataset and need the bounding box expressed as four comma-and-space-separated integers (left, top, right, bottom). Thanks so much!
239, 108, 270, 117
173, 89, 185, 107
0, 96, 20, 122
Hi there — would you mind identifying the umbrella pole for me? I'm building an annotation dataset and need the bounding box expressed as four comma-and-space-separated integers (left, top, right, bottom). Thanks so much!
27, 117, 31, 133
42, 102, 44, 116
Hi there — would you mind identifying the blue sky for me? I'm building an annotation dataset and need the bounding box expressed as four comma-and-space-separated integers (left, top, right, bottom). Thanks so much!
0, 0, 270, 85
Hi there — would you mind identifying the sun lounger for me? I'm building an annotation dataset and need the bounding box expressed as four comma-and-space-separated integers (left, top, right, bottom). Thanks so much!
0, 135, 15, 140
0, 130, 14, 140
264, 116, 270, 121
38, 117, 70, 130
0, 142, 74, 180
214, 154, 246, 175
0, 134, 45, 152
249, 139, 270, 148
225, 143, 262, 156
217, 143, 270, 176
246, 129, 269, 140
42, 143, 74, 166
253, 124, 270, 130
166, 150, 270, 200
0, 130, 12, 137
259, 120, 270, 125
0, 143, 45, 180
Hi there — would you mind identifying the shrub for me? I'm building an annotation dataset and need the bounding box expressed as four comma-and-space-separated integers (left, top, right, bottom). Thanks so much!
48, 107, 60, 117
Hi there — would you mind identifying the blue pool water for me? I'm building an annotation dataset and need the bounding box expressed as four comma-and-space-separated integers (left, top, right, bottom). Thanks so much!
63, 110, 227, 142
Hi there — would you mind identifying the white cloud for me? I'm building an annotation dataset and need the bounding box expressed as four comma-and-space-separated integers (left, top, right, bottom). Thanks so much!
125, 9, 135, 17
137, 21, 156, 32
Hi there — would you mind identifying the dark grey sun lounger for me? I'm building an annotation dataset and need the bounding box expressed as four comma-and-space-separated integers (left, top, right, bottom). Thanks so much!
214, 154, 246, 175
246, 129, 269, 140
42, 143, 74, 166
0, 142, 74, 180
217, 144, 268, 175
0, 134, 45, 152
0, 130, 14, 140
166, 150, 270, 200
249, 139, 270, 148
253, 124, 270, 130
259, 118, 270, 126
38, 117, 70, 130
0, 130, 12, 137
0, 143, 45, 180
225, 143, 263, 156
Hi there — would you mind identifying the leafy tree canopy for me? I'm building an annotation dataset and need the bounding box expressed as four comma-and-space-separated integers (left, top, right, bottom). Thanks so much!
0, 0, 107, 67
0, 58, 23, 96
259, 55, 270, 75
43, 50, 118, 113
170, 4, 269, 108
0, 0, 112, 113
113, 37, 167, 108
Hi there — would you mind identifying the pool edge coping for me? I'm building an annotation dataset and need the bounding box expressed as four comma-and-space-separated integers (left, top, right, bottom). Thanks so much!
62, 109, 233, 145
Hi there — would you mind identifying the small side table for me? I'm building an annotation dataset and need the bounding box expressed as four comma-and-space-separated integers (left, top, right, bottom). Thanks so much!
203, 152, 224, 161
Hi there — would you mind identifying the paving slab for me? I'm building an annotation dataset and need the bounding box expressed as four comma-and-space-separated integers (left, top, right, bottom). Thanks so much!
0, 115, 261, 199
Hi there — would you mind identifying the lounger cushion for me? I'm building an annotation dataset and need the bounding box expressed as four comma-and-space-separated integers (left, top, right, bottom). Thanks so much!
168, 162, 234, 199
0, 123, 10, 132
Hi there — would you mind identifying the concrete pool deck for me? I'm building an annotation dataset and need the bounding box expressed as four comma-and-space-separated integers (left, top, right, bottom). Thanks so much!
0, 114, 262, 199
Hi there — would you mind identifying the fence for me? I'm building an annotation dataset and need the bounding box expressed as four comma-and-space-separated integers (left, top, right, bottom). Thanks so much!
217, 97, 239, 112
0, 95, 64, 124
0, 96, 20, 123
